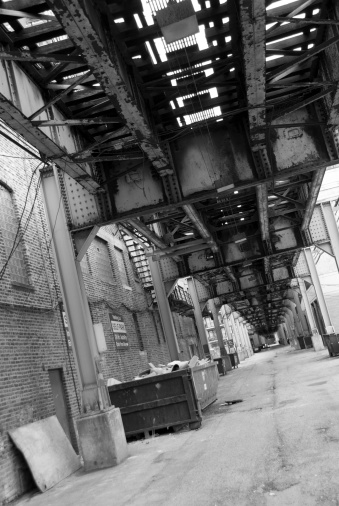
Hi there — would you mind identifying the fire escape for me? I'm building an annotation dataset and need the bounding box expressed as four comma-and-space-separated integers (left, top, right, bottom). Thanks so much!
120, 224, 194, 315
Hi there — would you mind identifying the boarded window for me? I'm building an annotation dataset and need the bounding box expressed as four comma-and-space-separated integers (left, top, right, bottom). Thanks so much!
93, 237, 114, 284
114, 247, 129, 286
0, 185, 29, 285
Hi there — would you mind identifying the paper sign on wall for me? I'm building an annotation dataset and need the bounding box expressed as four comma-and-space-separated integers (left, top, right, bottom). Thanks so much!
109, 312, 129, 349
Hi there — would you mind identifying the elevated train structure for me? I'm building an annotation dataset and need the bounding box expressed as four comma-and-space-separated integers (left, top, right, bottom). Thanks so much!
1, 0, 339, 386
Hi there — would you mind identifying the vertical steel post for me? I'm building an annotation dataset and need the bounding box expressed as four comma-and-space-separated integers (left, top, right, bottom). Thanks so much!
304, 248, 334, 333
209, 299, 227, 356
148, 256, 180, 361
242, 323, 253, 355
321, 202, 339, 271
291, 289, 309, 335
298, 277, 325, 351
187, 277, 210, 357
41, 168, 100, 411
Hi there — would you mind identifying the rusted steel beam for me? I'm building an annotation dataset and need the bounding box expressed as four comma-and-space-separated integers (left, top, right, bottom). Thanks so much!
301, 168, 326, 232
0, 50, 83, 63
32, 117, 121, 126
268, 35, 339, 83
29, 70, 92, 120
271, 86, 335, 120
239, 0, 266, 146
182, 204, 219, 253
0, 8, 54, 20
256, 184, 271, 246
267, 15, 339, 27
47, 0, 172, 176
327, 83, 339, 126
0, 92, 100, 193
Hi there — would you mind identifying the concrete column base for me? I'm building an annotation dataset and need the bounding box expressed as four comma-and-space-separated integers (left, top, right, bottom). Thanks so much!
311, 333, 325, 352
238, 350, 245, 361
76, 407, 128, 472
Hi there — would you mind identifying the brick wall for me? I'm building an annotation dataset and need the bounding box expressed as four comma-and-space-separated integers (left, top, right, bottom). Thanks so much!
0, 124, 201, 504
0, 124, 82, 504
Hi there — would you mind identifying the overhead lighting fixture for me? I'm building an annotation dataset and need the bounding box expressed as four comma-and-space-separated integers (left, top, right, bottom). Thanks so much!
156, 0, 199, 44
237, 205, 241, 208
235, 238, 246, 243
240, 218, 245, 221
234, 190, 239, 194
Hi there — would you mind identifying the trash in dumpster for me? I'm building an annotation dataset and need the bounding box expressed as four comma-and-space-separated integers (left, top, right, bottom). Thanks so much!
133, 356, 208, 380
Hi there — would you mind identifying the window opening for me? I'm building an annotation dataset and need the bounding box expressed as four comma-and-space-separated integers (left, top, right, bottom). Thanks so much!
92, 237, 114, 284
0, 184, 29, 285
115, 247, 129, 286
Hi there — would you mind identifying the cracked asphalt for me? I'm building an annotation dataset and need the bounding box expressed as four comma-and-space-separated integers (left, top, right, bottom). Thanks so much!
15, 346, 339, 506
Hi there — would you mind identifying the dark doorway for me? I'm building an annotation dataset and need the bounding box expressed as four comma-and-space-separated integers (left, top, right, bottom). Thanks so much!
48, 369, 71, 441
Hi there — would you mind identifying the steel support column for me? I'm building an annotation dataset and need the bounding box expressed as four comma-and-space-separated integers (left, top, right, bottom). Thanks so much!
298, 277, 325, 351
41, 168, 104, 411
243, 323, 254, 355
187, 278, 210, 357
291, 288, 309, 335
321, 202, 339, 271
148, 257, 180, 361
304, 248, 334, 334
230, 312, 244, 360
209, 299, 227, 356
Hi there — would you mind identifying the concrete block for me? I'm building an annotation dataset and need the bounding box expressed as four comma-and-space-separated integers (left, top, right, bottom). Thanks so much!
311, 333, 326, 352
76, 407, 128, 472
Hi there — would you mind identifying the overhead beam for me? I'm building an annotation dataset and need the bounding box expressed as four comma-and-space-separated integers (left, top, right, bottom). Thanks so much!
239, 0, 266, 146
182, 204, 219, 253
266, 16, 339, 27
301, 168, 326, 232
0, 50, 84, 64
0, 8, 55, 20
29, 70, 92, 120
266, 0, 318, 36
0, 92, 100, 193
268, 35, 339, 83
32, 118, 122, 126
271, 87, 335, 120
47, 0, 172, 176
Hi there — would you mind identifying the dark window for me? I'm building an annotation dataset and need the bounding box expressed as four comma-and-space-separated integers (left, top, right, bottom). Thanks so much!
92, 237, 114, 284
114, 247, 129, 286
0, 184, 29, 285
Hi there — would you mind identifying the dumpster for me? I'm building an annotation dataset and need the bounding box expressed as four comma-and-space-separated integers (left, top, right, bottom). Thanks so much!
108, 363, 218, 437
191, 362, 219, 410
323, 334, 339, 357
214, 356, 232, 375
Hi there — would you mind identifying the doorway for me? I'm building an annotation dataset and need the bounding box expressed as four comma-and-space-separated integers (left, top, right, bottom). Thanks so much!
48, 369, 71, 441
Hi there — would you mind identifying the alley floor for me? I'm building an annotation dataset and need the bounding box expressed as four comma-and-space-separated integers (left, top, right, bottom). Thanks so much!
14, 346, 339, 506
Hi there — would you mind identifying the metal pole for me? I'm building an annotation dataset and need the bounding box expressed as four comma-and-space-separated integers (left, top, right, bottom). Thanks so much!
209, 299, 227, 356
291, 288, 309, 335
41, 168, 100, 412
243, 323, 253, 355
321, 202, 339, 271
304, 248, 334, 333
148, 256, 180, 361
298, 277, 325, 351
187, 277, 210, 357
229, 312, 243, 359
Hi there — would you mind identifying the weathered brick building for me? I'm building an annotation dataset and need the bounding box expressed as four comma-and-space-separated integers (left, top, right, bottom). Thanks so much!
0, 123, 200, 504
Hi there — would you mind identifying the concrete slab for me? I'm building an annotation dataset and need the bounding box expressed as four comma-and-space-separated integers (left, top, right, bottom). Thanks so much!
13, 347, 339, 506
9, 416, 81, 492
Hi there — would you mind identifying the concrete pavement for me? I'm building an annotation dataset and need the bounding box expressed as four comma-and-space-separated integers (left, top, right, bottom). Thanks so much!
14, 346, 339, 506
